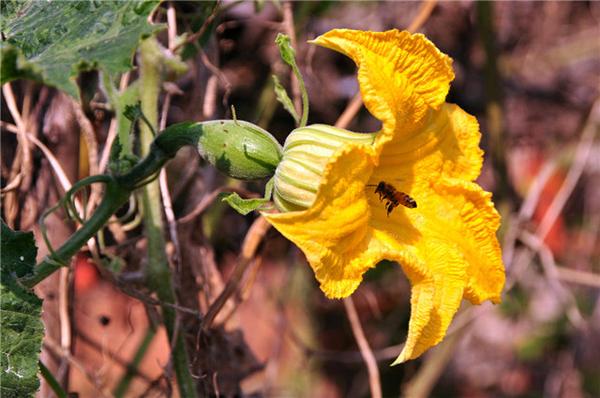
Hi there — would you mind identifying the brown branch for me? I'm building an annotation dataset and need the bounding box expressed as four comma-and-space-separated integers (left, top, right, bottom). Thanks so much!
199, 48, 232, 110
2, 83, 32, 191
343, 296, 382, 398
519, 231, 587, 329
202, 216, 271, 330
554, 267, 600, 289
57, 266, 72, 391
333, 1, 437, 130
75, 328, 159, 386
171, 1, 221, 53
335, 92, 363, 129
502, 160, 558, 269
44, 337, 112, 398
2, 83, 32, 227
406, 0, 437, 33
202, 76, 219, 119
535, 98, 599, 240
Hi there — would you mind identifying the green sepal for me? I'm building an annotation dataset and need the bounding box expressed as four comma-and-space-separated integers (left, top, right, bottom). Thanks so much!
272, 75, 300, 124
221, 177, 275, 215
264, 176, 275, 201
221, 193, 269, 216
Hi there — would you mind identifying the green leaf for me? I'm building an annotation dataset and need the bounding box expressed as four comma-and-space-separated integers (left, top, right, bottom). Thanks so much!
0, 221, 44, 397
275, 33, 296, 67
123, 102, 144, 122
1, 221, 37, 281
221, 178, 275, 215
272, 75, 300, 124
0, 0, 161, 97
221, 193, 269, 215
0, 43, 41, 84
274, 33, 309, 127
0, 220, 41, 302
0, 285, 44, 398
103, 76, 140, 160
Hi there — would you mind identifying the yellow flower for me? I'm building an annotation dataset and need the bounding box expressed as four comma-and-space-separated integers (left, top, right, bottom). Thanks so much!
264, 29, 505, 364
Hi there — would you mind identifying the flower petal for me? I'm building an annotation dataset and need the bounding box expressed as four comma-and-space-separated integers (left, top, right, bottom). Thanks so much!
365, 178, 504, 362
393, 260, 466, 364
264, 145, 379, 298
432, 179, 505, 305
373, 103, 484, 185
311, 29, 454, 141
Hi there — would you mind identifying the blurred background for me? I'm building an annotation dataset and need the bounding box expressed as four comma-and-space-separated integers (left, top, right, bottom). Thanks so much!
2, 1, 599, 397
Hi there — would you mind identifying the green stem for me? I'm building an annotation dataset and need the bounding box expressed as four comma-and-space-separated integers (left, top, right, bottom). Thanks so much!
138, 38, 167, 292
113, 327, 156, 398
39, 361, 68, 398
22, 179, 129, 288
102, 73, 135, 156
476, 2, 516, 209
138, 37, 198, 398
19, 126, 195, 288
295, 64, 309, 128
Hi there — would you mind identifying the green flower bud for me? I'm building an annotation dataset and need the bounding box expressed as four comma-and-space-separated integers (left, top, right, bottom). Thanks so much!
273, 124, 376, 212
197, 120, 283, 180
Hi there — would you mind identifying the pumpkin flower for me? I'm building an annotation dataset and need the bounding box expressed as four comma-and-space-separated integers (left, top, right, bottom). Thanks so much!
264, 29, 505, 364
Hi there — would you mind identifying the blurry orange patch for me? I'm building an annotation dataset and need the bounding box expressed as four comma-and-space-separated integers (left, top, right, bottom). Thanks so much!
510, 148, 567, 256
73, 254, 100, 294
70, 260, 173, 397
532, 171, 567, 256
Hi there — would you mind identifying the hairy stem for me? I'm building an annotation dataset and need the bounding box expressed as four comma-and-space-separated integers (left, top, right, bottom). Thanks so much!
138, 37, 197, 398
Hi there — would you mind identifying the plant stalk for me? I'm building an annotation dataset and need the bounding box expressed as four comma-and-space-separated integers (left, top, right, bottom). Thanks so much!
138, 37, 197, 398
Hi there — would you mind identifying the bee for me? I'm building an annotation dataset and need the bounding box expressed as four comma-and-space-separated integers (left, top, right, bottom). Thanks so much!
367, 181, 417, 216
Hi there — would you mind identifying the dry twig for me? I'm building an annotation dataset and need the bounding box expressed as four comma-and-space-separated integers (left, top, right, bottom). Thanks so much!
333, 1, 437, 131
171, 1, 220, 53
406, 0, 437, 33
71, 100, 101, 218
58, 267, 72, 372
2, 83, 32, 226
199, 49, 232, 110
335, 93, 363, 129
44, 337, 112, 398
535, 98, 599, 240
343, 297, 382, 398
1, 122, 84, 214
519, 231, 587, 330
554, 267, 600, 289
202, 216, 271, 330
2, 83, 32, 190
